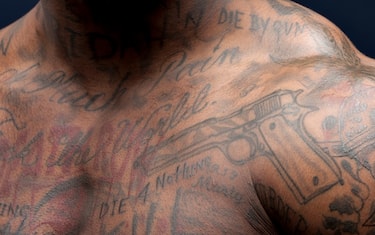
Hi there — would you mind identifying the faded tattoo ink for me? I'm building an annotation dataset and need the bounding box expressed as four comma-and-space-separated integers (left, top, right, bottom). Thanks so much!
0, 33, 13, 56
135, 89, 342, 204
0, 107, 26, 133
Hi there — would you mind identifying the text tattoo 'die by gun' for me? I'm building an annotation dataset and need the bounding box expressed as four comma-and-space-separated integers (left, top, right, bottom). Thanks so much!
134, 89, 343, 204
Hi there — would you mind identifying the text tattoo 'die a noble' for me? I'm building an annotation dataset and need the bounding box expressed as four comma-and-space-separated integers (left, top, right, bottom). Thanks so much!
1, 0, 375, 234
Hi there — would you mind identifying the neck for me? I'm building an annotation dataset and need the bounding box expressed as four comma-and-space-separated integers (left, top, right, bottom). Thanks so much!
2, 0, 254, 92
32, 0, 231, 67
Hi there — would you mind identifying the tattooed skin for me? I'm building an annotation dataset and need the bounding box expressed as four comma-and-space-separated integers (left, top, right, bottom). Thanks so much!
1, 0, 375, 234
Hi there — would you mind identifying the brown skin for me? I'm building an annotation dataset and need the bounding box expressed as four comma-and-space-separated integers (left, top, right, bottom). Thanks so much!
0, 0, 375, 234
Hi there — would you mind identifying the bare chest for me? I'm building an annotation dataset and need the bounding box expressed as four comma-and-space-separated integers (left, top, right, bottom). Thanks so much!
0, 113, 259, 234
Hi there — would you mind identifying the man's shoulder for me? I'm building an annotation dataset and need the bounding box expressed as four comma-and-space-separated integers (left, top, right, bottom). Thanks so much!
240, 4, 375, 235
235, 0, 361, 65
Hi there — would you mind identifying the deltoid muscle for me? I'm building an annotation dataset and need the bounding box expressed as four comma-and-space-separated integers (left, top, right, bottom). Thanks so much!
135, 89, 342, 204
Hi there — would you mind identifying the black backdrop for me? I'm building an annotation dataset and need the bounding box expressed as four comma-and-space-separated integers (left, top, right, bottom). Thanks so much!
1, 0, 375, 58
0, 1, 38, 28
293, 0, 375, 58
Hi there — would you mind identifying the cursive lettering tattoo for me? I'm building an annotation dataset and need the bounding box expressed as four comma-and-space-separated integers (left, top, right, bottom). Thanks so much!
0, 33, 13, 56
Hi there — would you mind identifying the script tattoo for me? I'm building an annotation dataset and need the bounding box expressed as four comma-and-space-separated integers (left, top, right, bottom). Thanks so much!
336, 85, 375, 179
266, 0, 360, 66
267, 0, 310, 16
0, 83, 211, 182
2, 0, 375, 234
0, 33, 13, 56
144, 46, 240, 94
0, 107, 26, 134
1, 64, 129, 112
135, 89, 343, 204
217, 7, 307, 43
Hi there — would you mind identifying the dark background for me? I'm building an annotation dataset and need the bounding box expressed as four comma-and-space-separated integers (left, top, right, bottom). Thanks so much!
1, 0, 374, 57
0, 1, 38, 28
293, 0, 375, 58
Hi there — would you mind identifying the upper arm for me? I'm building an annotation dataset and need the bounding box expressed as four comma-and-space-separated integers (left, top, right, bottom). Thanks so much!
249, 43, 375, 235
246, 2, 375, 234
